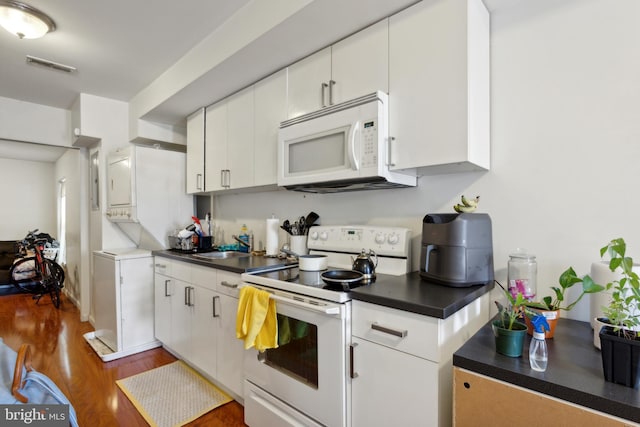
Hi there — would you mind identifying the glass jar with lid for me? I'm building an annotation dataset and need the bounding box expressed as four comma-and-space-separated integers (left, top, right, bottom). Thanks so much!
508, 250, 537, 301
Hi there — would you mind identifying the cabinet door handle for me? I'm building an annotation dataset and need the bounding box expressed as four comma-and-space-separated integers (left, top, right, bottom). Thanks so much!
386, 136, 396, 167
321, 82, 329, 107
154, 263, 166, 268
196, 173, 203, 191
185, 286, 195, 307
220, 170, 225, 188
371, 322, 407, 338
189, 287, 195, 307
164, 279, 171, 297
212, 296, 220, 318
220, 280, 238, 289
226, 170, 231, 188
329, 79, 336, 105
350, 343, 358, 379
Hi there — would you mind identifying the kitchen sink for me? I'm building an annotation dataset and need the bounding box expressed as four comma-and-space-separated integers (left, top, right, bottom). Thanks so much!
192, 251, 250, 260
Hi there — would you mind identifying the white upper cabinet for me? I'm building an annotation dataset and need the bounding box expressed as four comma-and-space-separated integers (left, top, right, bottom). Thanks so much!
186, 108, 205, 193
226, 86, 255, 189
287, 46, 332, 119
331, 19, 389, 105
254, 69, 288, 187
287, 19, 389, 119
204, 100, 228, 191
389, 0, 490, 173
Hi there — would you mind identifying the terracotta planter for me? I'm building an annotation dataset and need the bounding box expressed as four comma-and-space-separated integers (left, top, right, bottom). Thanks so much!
524, 309, 560, 339
599, 325, 640, 388
492, 320, 527, 357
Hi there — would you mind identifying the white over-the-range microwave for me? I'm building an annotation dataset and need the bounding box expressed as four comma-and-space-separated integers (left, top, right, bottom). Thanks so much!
277, 91, 416, 193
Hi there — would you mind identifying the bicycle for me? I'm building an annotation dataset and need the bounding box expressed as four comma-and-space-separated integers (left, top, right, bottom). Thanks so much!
9, 229, 65, 308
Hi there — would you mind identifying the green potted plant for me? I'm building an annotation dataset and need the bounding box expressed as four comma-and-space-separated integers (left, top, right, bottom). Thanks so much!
596, 238, 640, 388
492, 285, 529, 357
524, 267, 604, 338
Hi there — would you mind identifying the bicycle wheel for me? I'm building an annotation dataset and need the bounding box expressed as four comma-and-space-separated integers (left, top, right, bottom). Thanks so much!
46, 259, 65, 289
49, 282, 61, 308
43, 260, 63, 308
9, 257, 44, 294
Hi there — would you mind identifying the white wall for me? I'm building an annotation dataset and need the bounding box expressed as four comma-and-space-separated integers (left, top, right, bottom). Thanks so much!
0, 158, 56, 239
211, 0, 640, 323
55, 149, 83, 304
0, 96, 71, 146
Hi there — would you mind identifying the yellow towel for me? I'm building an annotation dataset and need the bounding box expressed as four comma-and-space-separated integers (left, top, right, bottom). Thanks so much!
236, 286, 278, 351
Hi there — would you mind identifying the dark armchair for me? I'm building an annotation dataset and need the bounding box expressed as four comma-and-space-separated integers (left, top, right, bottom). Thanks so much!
0, 241, 17, 285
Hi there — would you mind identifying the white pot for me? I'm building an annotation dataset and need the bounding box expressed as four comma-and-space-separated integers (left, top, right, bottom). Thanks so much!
593, 317, 609, 350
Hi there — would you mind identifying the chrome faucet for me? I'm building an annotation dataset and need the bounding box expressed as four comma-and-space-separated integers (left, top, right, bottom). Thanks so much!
232, 234, 253, 252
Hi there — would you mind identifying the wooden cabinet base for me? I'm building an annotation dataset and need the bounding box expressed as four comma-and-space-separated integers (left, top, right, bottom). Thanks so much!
453, 368, 633, 426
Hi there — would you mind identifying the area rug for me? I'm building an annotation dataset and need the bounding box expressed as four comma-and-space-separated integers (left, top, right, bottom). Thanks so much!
116, 361, 232, 427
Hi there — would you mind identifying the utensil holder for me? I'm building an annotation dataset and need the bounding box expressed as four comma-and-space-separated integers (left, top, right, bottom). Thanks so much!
290, 236, 308, 255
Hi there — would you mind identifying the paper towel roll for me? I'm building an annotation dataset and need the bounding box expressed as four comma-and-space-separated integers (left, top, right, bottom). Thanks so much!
266, 217, 279, 256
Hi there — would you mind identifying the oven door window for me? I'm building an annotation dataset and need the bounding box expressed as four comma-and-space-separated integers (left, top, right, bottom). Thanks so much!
263, 313, 318, 388
287, 125, 349, 175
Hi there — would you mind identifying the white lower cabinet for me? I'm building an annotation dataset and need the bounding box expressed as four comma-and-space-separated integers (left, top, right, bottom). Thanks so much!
215, 270, 244, 398
170, 279, 195, 360
351, 336, 438, 426
351, 295, 490, 427
154, 258, 244, 400
191, 284, 218, 377
153, 273, 172, 345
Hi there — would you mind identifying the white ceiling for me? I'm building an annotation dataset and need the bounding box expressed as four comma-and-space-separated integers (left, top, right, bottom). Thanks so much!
0, 0, 251, 110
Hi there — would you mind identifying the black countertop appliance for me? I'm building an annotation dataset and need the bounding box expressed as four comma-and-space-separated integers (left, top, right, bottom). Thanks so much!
420, 213, 494, 287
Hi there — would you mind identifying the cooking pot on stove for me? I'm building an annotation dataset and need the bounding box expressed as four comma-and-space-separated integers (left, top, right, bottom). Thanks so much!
282, 248, 328, 271
351, 249, 378, 282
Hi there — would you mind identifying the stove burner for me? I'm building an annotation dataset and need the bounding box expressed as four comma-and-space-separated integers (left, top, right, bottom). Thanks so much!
272, 268, 370, 292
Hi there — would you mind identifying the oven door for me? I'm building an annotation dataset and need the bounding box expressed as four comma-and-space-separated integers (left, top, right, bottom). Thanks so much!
244, 286, 350, 427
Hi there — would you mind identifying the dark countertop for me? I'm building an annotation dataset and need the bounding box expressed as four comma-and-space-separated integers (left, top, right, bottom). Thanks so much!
154, 251, 492, 320
453, 318, 640, 423
349, 271, 494, 319
153, 250, 296, 274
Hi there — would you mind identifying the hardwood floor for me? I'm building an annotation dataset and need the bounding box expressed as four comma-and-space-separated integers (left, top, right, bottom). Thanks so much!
0, 292, 247, 426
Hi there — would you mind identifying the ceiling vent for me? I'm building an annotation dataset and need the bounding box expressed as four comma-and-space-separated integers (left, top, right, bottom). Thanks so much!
25, 55, 76, 73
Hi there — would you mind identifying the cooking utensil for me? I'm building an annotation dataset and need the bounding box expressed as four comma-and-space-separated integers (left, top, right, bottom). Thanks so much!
281, 248, 328, 271
298, 216, 306, 235
320, 269, 364, 291
282, 219, 291, 235
305, 212, 319, 229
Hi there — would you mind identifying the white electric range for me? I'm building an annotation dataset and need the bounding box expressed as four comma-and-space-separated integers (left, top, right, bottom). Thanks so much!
241, 225, 410, 427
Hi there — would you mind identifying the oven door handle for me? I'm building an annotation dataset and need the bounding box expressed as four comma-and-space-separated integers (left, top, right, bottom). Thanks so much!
269, 293, 340, 315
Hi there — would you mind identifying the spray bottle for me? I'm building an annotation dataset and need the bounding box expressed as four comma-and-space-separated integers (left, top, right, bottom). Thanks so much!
529, 315, 550, 372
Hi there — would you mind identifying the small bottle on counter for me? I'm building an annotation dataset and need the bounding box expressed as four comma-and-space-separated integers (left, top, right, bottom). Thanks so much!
239, 224, 250, 253
529, 315, 550, 372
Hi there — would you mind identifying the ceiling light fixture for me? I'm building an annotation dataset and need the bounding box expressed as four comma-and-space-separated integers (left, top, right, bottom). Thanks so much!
0, 0, 55, 39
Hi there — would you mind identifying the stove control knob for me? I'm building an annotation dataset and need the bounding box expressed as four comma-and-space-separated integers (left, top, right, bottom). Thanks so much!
388, 233, 400, 245
319, 231, 329, 241
375, 233, 386, 244
309, 231, 319, 240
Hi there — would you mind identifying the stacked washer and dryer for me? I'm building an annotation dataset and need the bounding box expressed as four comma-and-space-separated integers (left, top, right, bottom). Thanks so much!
86, 145, 193, 361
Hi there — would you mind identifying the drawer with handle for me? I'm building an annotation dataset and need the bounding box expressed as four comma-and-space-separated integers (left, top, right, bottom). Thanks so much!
216, 270, 241, 298
352, 300, 439, 362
